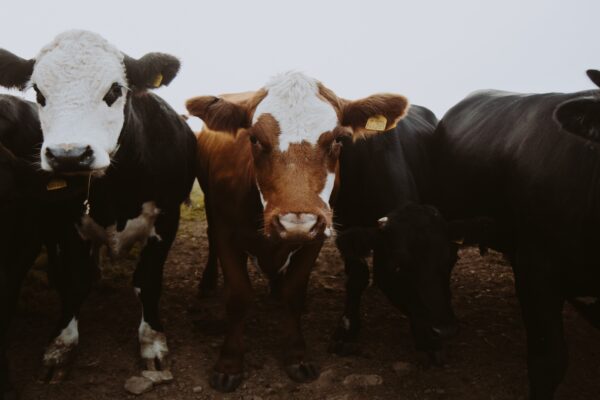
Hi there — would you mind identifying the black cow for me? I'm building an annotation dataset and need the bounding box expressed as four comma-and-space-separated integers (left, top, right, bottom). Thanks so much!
0, 95, 44, 399
433, 70, 600, 399
0, 30, 196, 387
327, 105, 459, 361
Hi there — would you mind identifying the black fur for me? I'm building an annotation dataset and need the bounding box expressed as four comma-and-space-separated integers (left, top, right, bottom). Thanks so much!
329, 105, 458, 357
123, 53, 180, 90
432, 72, 600, 398
0, 49, 34, 90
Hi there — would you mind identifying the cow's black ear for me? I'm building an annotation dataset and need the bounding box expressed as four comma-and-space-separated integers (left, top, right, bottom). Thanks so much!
336, 227, 377, 258
554, 97, 600, 142
587, 69, 600, 88
0, 49, 34, 90
123, 53, 180, 90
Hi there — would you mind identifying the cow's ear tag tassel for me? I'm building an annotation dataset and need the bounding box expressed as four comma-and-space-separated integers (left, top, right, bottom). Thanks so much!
153, 74, 163, 88
365, 115, 388, 131
84, 172, 92, 215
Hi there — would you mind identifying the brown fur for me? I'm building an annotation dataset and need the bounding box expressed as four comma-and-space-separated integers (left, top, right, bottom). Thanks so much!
188, 80, 411, 389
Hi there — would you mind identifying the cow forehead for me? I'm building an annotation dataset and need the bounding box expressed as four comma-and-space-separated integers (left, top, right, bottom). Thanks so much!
253, 72, 338, 152
31, 30, 126, 95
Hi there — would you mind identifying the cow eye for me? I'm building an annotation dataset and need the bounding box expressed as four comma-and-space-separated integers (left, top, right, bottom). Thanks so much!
334, 135, 344, 144
33, 85, 46, 107
103, 83, 123, 107
249, 135, 259, 145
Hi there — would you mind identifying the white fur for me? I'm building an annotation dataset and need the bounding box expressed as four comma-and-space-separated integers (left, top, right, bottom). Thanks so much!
278, 248, 300, 274
31, 30, 128, 171
253, 71, 338, 152
138, 319, 169, 361
279, 213, 318, 234
319, 172, 336, 207
43, 317, 79, 365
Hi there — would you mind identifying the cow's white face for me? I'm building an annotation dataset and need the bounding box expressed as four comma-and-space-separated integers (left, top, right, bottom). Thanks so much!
31, 31, 127, 172
0, 29, 181, 174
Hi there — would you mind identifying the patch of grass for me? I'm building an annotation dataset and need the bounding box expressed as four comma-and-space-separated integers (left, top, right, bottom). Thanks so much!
180, 181, 205, 223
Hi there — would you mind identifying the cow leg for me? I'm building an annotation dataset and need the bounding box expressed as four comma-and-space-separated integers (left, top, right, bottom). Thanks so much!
1, 247, 38, 397
198, 198, 218, 297
132, 206, 179, 372
41, 232, 94, 383
280, 244, 321, 383
210, 230, 250, 393
329, 256, 370, 356
513, 249, 566, 400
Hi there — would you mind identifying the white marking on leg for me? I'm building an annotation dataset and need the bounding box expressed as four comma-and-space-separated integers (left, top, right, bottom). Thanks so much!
138, 319, 169, 361
43, 317, 79, 366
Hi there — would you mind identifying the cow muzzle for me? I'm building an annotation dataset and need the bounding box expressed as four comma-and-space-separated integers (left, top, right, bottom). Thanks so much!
44, 144, 95, 173
272, 212, 327, 240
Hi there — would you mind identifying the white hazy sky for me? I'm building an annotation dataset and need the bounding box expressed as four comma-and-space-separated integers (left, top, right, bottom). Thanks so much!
1, 0, 599, 126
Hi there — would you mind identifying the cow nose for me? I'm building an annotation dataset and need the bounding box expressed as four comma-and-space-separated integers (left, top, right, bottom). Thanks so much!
45, 145, 95, 172
275, 213, 323, 237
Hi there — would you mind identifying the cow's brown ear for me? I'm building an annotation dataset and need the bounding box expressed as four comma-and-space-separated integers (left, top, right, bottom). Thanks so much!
185, 96, 250, 134
341, 94, 410, 137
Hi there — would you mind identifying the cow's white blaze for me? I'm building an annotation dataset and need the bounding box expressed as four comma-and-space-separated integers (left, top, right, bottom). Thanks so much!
31, 30, 128, 171
253, 71, 338, 152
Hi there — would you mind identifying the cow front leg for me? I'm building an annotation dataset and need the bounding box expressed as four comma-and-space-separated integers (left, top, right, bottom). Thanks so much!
329, 256, 370, 356
280, 244, 321, 383
41, 234, 94, 383
514, 250, 567, 400
210, 231, 250, 393
132, 206, 179, 373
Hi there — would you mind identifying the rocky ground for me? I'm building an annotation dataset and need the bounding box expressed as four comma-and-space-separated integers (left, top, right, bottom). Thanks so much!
7, 187, 600, 399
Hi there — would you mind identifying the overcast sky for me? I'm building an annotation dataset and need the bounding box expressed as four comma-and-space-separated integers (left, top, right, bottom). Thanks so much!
1, 0, 599, 126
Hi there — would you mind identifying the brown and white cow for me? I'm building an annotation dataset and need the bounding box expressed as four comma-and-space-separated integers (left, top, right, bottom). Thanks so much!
186, 72, 408, 392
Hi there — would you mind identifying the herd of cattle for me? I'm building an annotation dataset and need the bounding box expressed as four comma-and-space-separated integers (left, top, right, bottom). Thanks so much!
0, 30, 598, 400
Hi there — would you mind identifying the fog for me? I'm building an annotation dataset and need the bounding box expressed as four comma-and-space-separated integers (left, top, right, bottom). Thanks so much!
1, 0, 598, 125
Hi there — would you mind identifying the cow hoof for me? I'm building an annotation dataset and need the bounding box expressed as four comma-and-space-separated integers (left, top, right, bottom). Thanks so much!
209, 371, 243, 393
284, 362, 320, 383
39, 365, 69, 384
328, 340, 361, 356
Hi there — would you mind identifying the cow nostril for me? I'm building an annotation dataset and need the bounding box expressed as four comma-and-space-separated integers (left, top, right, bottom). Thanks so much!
79, 146, 94, 162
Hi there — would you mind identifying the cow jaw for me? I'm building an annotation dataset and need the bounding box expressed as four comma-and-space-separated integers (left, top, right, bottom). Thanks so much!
32, 30, 127, 172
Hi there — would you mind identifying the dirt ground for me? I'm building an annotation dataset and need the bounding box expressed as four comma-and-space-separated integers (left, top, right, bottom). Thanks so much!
7, 187, 600, 400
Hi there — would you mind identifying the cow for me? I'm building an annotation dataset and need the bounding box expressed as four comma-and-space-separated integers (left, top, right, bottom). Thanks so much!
186, 71, 455, 392
0, 95, 44, 399
320, 105, 459, 362
432, 69, 600, 399
0, 30, 196, 386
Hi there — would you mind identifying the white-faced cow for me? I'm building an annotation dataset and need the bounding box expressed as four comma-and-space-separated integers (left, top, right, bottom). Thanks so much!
433, 70, 600, 399
0, 30, 196, 387
186, 71, 456, 392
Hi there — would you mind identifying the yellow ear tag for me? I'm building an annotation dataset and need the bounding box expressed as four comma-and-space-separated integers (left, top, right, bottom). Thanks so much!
153, 73, 163, 88
47, 178, 67, 191
365, 115, 388, 131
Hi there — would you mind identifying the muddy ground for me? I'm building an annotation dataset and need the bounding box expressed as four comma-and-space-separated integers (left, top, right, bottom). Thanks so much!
7, 187, 600, 400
